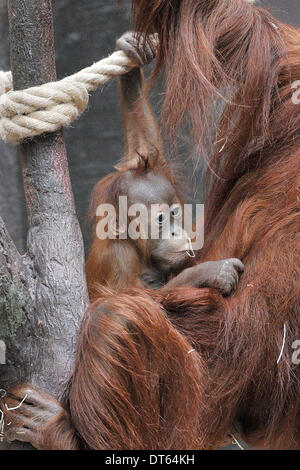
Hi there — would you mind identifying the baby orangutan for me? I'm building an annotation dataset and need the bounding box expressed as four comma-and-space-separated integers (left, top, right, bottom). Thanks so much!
86, 41, 244, 302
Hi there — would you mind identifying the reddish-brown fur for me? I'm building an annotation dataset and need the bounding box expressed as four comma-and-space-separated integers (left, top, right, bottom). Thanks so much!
85, 156, 185, 299
128, 0, 300, 448
6, 0, 300, 450
33, 286, 227, 449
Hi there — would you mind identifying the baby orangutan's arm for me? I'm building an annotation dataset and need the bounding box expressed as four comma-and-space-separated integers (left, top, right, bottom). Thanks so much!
161, 258, 244, 296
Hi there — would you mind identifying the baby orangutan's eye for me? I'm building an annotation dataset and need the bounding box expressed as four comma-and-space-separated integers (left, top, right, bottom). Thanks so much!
171, 205, 182, 219
156, 212, 168, 226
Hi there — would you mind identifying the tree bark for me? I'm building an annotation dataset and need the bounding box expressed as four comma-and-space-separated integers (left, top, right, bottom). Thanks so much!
0, 0, 89, 450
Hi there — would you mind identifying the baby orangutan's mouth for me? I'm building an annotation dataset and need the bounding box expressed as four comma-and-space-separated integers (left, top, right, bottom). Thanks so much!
172, 236, 196, 258
172, 249, 196, 258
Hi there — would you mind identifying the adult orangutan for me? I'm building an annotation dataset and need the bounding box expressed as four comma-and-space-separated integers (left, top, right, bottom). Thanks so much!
4, 0, 300, 450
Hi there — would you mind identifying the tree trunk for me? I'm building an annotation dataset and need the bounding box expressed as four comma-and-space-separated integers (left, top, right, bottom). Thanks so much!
0, 0, 89, 450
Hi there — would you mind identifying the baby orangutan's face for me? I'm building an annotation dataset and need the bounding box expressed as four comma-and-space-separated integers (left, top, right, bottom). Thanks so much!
124, 171, 193, 273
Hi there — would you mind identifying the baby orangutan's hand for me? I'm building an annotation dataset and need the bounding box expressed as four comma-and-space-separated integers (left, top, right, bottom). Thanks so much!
163, 258, 244, 296
198, 258, 245, 296
116, 31, 158, 67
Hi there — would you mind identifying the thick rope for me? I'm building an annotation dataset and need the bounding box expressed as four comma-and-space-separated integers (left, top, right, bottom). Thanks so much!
0, 51, 137, 143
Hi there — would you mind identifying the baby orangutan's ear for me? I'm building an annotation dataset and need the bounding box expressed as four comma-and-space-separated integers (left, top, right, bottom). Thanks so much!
102, 213, 127, 238
111, 220, 127, 238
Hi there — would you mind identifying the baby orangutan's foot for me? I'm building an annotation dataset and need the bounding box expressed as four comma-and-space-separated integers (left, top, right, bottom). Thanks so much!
3, 384, 65, 449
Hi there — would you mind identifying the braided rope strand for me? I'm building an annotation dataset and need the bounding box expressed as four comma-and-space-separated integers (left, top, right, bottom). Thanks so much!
0, 50, 137, 143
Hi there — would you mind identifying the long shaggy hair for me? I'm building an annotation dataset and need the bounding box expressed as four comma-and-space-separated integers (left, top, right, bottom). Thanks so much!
68, 288, 209, 449
129, 0, 300, 449
40, 0, 300, 450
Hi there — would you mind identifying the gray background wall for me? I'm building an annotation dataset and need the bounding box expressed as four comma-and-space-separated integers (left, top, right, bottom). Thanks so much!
0, 0, 299, 254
